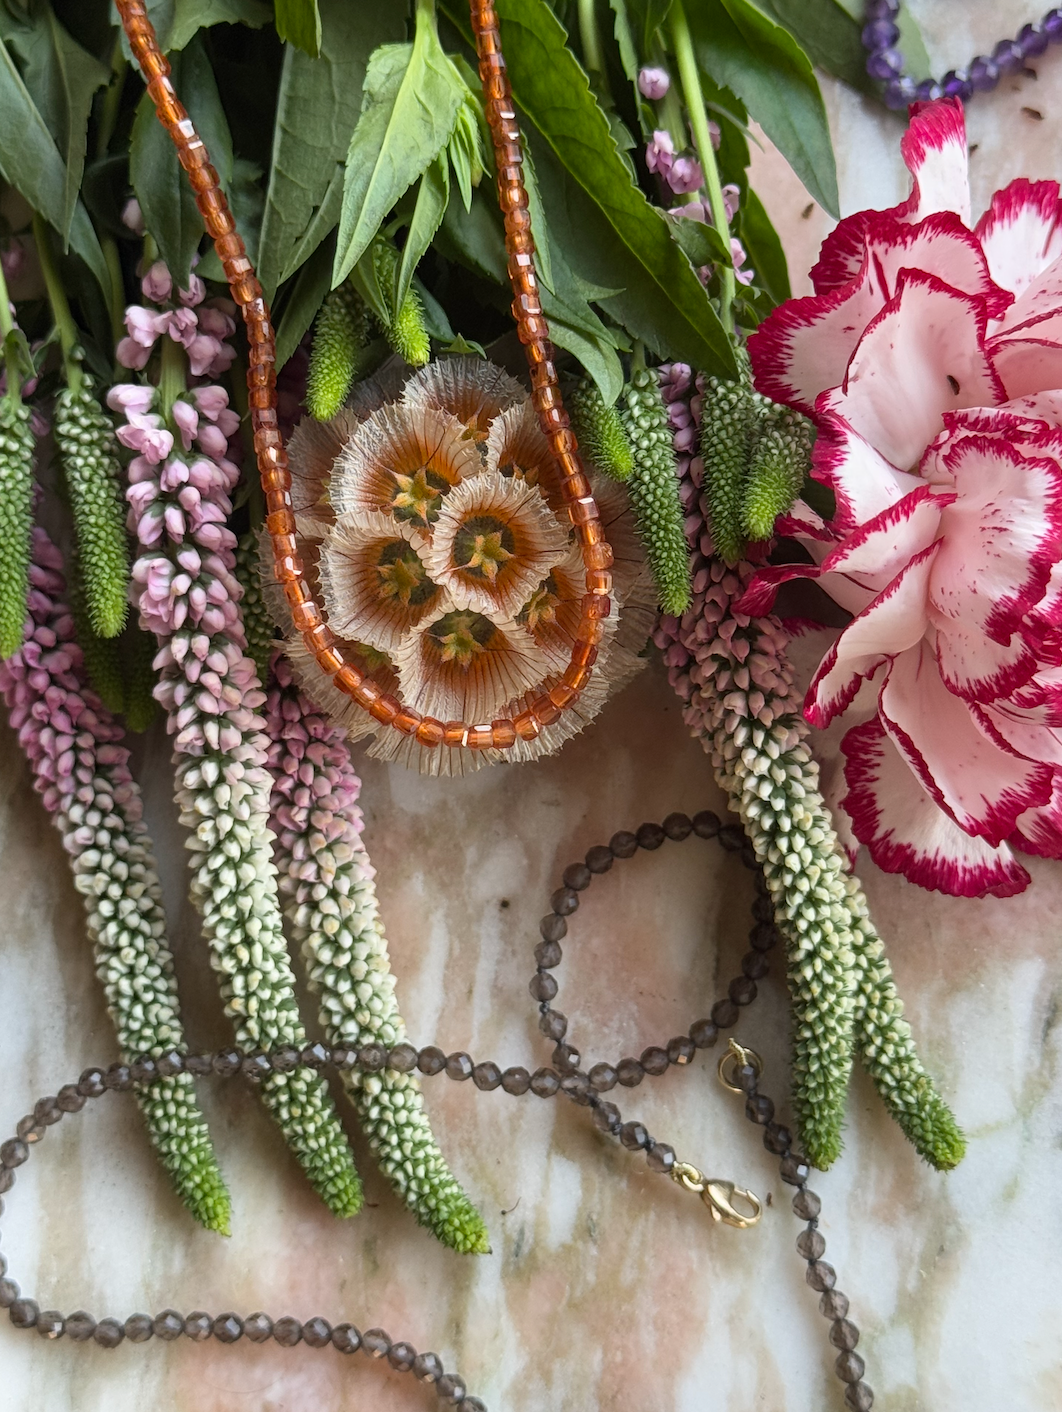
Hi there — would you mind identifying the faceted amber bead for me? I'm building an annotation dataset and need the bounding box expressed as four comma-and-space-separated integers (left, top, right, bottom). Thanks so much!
273, 555, 299, 585
467, 726, 493, 750
562, 661, 592, 692
264, 490, 291, 518
335, 665, 365, 694
548, 683, 577, 710
265, 509, 296, 537
583, 592, 611, 618
443, 721, 468, 747
568, 495, 600, 526
586, 569, 612, 595
393, 707, 422, 736
533, 696, 562, 726
585, 540, 615, 570
317, 645, 344, 676
307, 623, 335, 655
416, 718, 445, 747
368, 694, 400, 725
282, 579, 307, 607
561, 471, 591, 501
491, 720, 517, 749
570, 640, 600, 669
513, 710, 541, 741
291, 600, 322, 632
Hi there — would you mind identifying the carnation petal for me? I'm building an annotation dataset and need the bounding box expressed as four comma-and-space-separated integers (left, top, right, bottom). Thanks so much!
1009, 774, 1062, 857
827, 270, 1005, 472
840, 714, 1030, 897
878, 640, 1053, 843
896, 97, 971, 227
931, 432, 1062, 642
820, 483, 947, 594
988, 336, 1062, 400
971, 695, 1062, 764
975, 177, 1062, 301
933, 618, 1036, 703
805, 542, 938, 727
810, 410, 923, 531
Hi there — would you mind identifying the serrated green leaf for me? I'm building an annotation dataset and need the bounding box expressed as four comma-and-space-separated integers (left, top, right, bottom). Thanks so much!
0, 2, 111, 243
395, 155, 449, 319
754, 0, 870, 91
115, 0, 272, 56
258, 0, 403, 299
333, 8, 465, 289
274, 235, 333, 367
0, 33, 107, 290
447, 115, 474, 213
606, 0, 639, 83
666, 211, 731, 268
130, 35, 233, 287
624, 0, 674, 51
521, 142, 553, 294
274, 0, 321, 57
690, 0, 839, 218
441, 0, 734, 376
737, 185, 789, 306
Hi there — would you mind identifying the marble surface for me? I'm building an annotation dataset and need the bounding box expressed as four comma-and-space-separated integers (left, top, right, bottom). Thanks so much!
4, 8, 1062, 1408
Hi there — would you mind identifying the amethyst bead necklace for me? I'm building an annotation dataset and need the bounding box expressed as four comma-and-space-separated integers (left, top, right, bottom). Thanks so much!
863, 1, 1062, 108
0, 811, 873, 1410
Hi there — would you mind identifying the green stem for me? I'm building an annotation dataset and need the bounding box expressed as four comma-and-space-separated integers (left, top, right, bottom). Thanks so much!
670, 0, 735, 332
102, 237, 125, 353
32, 214, 82, 393
578, 0, 605, 74
95, 40, 127, 161
158, 334, 187, 420
0, 254, 20, 403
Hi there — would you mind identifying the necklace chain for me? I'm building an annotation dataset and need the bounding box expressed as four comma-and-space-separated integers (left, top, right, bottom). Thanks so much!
863, 1, 1062, 108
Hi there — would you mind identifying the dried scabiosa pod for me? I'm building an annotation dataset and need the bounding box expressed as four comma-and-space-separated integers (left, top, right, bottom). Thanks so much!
265, 357, 654, 774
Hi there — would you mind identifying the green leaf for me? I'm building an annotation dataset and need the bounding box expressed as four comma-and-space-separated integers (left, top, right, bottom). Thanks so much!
274, 235, 333, 367
257, 0, 405, 299
395, 154, 449, 318
274, 0, 321, 57
0, 2, 111, 243
690, 0, 839, 218
333, 8, 465, 288
0, 34, 108, 290
130, 35, 234, 287
441, 0, 734, 376
666, 211, 731, 268
197, 156, 265, 277
753, 0, 870, 91
116, 0, 272, 56
521, 142, 553, 294
737, 185, 789, 306
606, 0, 639, 83
623, 0, 674, 52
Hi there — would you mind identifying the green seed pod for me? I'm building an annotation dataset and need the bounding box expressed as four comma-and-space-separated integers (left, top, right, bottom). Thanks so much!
235, 529, 275, 685
621, 366, 692, 616
569, 378, 634, 482
307, 284, 375, 421
0, 397, 35, 659
740, 404, 814, 543
55, 377, 129, 638
372, 237, 431, 367
699, 362, 754, 566
67, 545, 125, 714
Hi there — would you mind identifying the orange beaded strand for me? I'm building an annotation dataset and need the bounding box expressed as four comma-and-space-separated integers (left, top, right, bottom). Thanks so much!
113, 0, 613, 752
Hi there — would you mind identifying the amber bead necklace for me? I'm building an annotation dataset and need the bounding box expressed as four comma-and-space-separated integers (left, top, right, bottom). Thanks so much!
114, 0, 612, 759
0, 811, 874, 1410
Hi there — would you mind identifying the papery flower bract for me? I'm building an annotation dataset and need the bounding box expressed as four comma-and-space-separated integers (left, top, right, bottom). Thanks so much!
745, 97, 1062, 898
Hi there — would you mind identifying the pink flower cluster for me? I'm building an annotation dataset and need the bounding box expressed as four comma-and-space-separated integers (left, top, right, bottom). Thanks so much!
0, 527, 135, 818
645, 129, 705, 194
117, 259, 237, 380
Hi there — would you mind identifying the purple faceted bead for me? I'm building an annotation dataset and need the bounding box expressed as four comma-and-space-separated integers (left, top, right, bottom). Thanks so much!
942, 70, 973, 100
1046, 10, 1062, 42
867, 47, 904, 80
864, 0, 900, 17
861, 20, 899, 49
993, 38, 1025, 73
883, 75, 916, 110
1019, 23, 1049, 57
969, 55, 999, 92
915, 78, 943, 102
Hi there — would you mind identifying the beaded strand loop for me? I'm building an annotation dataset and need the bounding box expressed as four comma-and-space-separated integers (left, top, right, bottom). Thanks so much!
112, 0, 613, 753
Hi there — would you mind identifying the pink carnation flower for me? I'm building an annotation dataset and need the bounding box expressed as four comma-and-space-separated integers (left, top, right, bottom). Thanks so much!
744, 98, 1062, 899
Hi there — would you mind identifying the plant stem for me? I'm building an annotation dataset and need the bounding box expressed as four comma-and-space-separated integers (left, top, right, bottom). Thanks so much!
158, 333, 186, 419
670, 0, 735, 332
578, 0, 605, 74
32, 214, 82, 393
0, 254, 20, 402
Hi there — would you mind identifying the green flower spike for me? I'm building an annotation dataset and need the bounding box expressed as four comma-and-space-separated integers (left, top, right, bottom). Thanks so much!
234, 530, 276, 685
699, 356, 754, 566
569, 377, 634, 482
372, 237, 431, 368
55, 377, 130, 638
307, 284, 376, 421
0, 397, 35, 659
620, 361, 692, 615
740, 401, 813, 544
67, 545, 126, 715
264, 658, 491, 1255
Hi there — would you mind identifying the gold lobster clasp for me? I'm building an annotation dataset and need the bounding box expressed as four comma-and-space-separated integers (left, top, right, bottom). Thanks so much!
669, 1162, 762, 1230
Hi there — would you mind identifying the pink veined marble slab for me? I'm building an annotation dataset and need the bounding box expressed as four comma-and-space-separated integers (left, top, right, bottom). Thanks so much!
2, 5, 1062, 1409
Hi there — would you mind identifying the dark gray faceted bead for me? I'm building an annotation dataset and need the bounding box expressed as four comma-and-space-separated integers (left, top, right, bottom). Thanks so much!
616, 1057, 644, 1087
16, 1117, 45, 1144
764, 1122, 792, 1155
796, 1228, 826, 1260
361, 1327, 391, 1358
472, 1062, 502, 1091
667, 1036, 695, 1065
501, 1067, 530, 1095
608, 830, 638, 858
37, 1310, 64, 1339
692, 810, 720, 837
213, 1313, 243, 1344
184, 1053, 214, 1077
529, 972, 558, 1002
585, 844, 613, 872
742, 950, 770, 980
300, 1042, 331, 1068
34, 1097, 63, 1126
550, 886, 579, 916
445, 1052, 473, 1081
331, 1323, 361, 1353
184, 1311, 213, 1341
562, 862, 591, 890
730, 976, 757, 1007
820, 1290, 850, 1320
94, 1318, 124, 1347
552, 1042, 580, 1072
836, 1351, 866, 1384
539, 913, 567, 943
388, 1044, 418, 1073
9, 1299, 37, 1328
746, 1093, 774, 1125
153, 1310, 184, 1340
387, 1340, 416, 1371
844, 1383, 875, 1411
830, 1319, 860, 1351
417, 1046, 447, 1076
646, 1142, 675, 1173
534, 938, 562, 968
464, 1400, 487, 1412
125, 1313, 154, 1342
212, 1050, 241, 1077
156, 1050, 185, 1077
57, 1084, 86, 1111
780, 1155, 811, 1186
273, 1316, 303, 1347
793, 1189, 821, 1220
66, 1311, 96, 1341
538, 1010, 567, 1040
77, 1069, 107, 1098
588, 1062, 617, 1091
241, 1053, 272, 1082
103, 1065, 133, 1092
413, 1350, 443, 1381
0, 1278, 17, 1309
620, 1121, 650, 1151
592, 1101, 621, 1134
640, 1046, 669, 1076
0, 1140, 28, 1168
359, 1044, 388, 1072
710, 998, 739, 1028
302, 1316, 332, 1347
130, 1057, 158, 1085
635, 822, 664, 850
243, 1312, 273, 1343
806, 1260, 837, 1292
437, 1372, 467, 1403
0, 1168, 14, 1194
530, 1068, 559, 1097
270, 1046, 300, 1073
